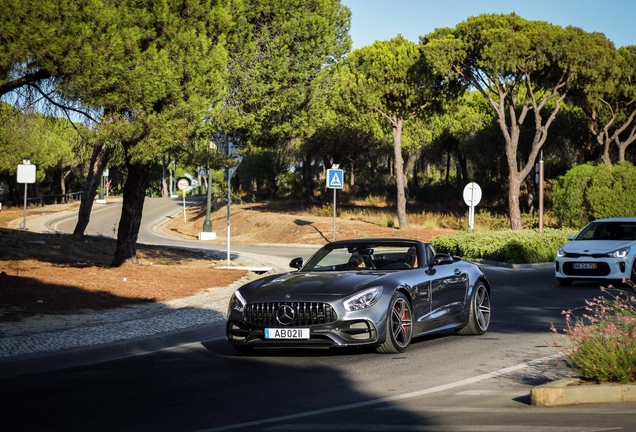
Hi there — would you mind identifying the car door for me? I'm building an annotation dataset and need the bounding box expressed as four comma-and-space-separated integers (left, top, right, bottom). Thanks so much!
428, 262, 468, 322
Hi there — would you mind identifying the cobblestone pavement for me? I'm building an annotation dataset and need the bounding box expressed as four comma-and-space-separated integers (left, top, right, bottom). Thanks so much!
0, 202, 290, 376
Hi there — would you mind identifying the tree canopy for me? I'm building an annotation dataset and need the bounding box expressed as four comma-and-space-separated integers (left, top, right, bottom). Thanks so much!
424, 13, 619, 229
343, 35, 449, 229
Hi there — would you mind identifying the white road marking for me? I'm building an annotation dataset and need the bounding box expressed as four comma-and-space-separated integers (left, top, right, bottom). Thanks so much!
379, 406, 636, 414
196, 355, 563, 432
267, 426, 622, 431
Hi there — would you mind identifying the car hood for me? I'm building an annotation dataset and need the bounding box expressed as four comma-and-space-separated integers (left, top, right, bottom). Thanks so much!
562, 239, 633, 254
243, 271, 385, 301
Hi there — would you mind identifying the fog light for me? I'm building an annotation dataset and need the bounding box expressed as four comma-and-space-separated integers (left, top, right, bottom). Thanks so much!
620, 262, 626, 273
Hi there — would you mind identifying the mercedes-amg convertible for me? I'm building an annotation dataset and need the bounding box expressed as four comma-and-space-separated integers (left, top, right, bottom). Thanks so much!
226, 238, 491, 354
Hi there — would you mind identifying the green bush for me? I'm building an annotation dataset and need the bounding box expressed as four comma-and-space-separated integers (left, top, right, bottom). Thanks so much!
430, 228, 577, 264
552, 162, 636, 228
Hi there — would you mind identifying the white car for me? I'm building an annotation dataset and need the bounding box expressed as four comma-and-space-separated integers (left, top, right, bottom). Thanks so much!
555, 217, 636, 286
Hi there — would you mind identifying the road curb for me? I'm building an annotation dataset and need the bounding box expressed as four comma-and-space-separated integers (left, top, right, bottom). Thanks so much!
531, 378, 636, 406
468, 258, 555, 269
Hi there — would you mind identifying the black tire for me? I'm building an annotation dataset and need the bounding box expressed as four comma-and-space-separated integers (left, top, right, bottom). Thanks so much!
377, 292, 413, 354
457, 282, 491, 336
630, 260, 636, 284
558, 278, 573, 286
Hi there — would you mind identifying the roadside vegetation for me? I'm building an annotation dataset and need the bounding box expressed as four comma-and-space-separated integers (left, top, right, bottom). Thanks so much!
430, 228, 577, 264
552, 284, 636, 384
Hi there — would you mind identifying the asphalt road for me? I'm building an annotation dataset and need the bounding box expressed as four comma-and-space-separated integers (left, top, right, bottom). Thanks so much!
2, 257, 635, 430
49, 197, 320, 261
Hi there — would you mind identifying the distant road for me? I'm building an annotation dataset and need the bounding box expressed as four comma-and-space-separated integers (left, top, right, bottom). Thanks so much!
50, 197, 319, 262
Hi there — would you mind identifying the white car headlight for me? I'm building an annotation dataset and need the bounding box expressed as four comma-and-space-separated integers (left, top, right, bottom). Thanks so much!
608, 247, 631, 258
343, 286, 383, 311
556, 247, 566, 258
229, 290, 246, 313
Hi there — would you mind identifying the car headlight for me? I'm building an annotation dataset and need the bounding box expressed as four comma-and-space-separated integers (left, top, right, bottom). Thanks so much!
229, 290, 246, 313
343, 286, 383, 311
556, 248, 566, 258
608, 247, 631, 258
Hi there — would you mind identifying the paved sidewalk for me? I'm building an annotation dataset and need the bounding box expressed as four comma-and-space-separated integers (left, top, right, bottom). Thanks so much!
0, 200, 288, 378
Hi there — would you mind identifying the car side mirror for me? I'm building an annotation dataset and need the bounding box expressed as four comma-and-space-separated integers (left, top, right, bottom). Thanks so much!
431, 253, 454, 266
568, 234, 576, 241
289, 257, 303, 270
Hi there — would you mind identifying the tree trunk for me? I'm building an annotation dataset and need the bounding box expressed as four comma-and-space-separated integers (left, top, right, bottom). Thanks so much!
392, 116, 409, 230
457, 152, 468, 191
302, 152, 313, 203
72, 144, 111, 240
524, 175, 535, 219
162, 156, 169, 197
60, 168, 71, 197
508, 172, 523, 230
111, 161, 149, 267
349, 160, 355, 187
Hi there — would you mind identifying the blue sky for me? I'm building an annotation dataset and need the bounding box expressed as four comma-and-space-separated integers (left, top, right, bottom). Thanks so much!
341, 0, 636, 49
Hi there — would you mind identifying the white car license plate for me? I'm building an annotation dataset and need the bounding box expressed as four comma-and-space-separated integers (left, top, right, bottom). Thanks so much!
573, 263, 597, 269
264, 328, 310, 339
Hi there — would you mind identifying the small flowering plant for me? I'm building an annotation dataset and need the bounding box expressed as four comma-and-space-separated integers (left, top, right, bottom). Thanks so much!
551, 281, 636, 384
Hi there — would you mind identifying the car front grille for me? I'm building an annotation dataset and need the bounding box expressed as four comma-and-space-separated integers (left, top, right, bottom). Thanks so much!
562, 262, 611, 276
244, 302, 338, 327
562, 252, 607, 258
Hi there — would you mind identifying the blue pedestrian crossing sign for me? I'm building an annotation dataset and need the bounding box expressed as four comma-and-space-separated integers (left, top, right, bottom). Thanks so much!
327, 169, 344, 189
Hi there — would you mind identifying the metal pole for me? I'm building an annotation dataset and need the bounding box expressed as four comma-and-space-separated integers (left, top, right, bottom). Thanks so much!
227, 169, 231, 266
333, 188, 336, 242
202, 168, 212, 232
539, 158, 544, 233
22, 183, 27, 230
182, 192, 186, 222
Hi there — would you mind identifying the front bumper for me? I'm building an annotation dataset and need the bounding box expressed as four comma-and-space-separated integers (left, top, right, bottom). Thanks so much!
226, 318, 380, 349
555, 257, 631, 280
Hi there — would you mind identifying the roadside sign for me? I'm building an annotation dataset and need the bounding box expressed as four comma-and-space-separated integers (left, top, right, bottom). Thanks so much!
463, 182, 482, 206
17, 161, 36, 230
17, 164, 36, 184
463, 182, 482, 231
198, 167, 207, 177
223, 155, 243, 181
177, 178, 190, 191
326, 169, 343, 189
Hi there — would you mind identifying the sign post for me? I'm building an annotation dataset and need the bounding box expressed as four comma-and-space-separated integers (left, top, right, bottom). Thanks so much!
462, 182, 482, 231
17, 160, 36, 230
177, 178, 190, 222
97, 168, 108, 203
199, 167, 217, 240
535, 152, 545, 233
223, 141, 243, 266
326, 167, 343, 241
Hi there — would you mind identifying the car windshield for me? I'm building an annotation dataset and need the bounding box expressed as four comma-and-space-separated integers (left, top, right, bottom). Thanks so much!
302, 243, 419, 271
576, 222, 636, 241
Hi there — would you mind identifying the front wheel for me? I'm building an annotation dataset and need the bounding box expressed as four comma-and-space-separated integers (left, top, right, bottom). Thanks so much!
377, 292, 413, 353
457, 282, 491, 336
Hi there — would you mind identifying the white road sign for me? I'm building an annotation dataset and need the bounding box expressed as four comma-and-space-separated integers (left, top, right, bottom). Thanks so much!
177, 178, 190, 191
463, 182, 482, 206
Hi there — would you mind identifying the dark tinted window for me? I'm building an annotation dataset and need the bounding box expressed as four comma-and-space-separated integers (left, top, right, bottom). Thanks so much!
577, 222, 636, 240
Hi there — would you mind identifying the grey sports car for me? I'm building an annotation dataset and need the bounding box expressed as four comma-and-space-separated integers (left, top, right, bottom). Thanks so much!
226, 238, 491, 354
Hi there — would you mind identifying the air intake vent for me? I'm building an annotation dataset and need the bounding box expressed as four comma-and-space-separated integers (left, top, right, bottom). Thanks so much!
244, 302, 338, 327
